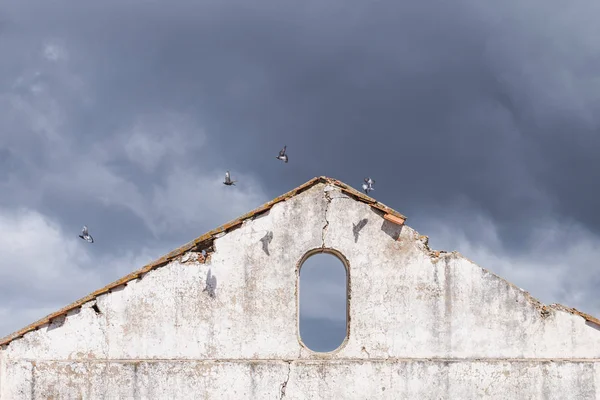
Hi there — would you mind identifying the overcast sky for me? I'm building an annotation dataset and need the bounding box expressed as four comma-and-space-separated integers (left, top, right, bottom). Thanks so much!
1, 0, 600, 350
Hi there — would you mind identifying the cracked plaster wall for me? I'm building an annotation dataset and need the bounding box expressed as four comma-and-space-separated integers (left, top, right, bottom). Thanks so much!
1, 183, 600, 399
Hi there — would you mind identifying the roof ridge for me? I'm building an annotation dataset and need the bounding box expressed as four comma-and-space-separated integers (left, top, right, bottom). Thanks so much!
0, 176, 406, 346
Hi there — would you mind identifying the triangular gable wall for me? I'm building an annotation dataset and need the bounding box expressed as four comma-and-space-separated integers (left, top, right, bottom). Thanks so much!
0, 176, 406, 346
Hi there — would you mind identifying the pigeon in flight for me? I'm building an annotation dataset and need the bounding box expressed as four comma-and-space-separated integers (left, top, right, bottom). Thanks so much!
223, 171, 236, 186
276, 145, 288, 163
362, 177, 375, 194
78, 225, 94, 243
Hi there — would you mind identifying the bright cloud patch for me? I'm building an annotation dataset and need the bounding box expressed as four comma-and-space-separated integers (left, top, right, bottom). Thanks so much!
0, 207, 161, 338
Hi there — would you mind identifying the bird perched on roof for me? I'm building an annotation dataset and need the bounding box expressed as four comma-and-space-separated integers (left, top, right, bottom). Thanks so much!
276, 145, 288, 163
78, 225, 94, 243
362, 177, 375, 194
223, 171, 236, 186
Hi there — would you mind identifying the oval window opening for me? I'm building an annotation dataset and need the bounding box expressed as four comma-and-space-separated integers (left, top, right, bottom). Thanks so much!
299, 252, 348, 352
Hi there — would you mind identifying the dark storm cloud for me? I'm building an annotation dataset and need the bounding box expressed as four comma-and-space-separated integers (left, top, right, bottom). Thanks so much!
6, 0, 599, 249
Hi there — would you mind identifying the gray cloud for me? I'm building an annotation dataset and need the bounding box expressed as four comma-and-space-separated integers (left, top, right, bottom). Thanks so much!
2, 0, 600, 342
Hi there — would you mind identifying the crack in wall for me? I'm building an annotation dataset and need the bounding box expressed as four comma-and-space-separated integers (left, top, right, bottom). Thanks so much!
322, 191, 333, 248
361, 346, 371, 358
280, 361, 292, 399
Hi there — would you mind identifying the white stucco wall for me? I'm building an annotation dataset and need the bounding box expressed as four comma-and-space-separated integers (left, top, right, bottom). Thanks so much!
1, 182, 599, 399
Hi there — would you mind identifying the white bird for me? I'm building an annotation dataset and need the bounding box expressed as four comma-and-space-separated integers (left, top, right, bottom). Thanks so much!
78, 225, 94, 243
223, 171, 236, 186
276, 145, 288, 163
362, 177, 375, 195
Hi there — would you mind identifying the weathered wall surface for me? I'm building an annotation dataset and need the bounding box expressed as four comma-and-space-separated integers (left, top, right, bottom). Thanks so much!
2, 359, 600, 399
1, 182, 600, 399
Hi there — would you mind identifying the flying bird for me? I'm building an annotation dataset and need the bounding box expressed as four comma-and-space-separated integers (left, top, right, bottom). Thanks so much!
276, 145, 288, 163
78, 225, 94, 243
362, 177, 375, 194
223, 171, 236, 186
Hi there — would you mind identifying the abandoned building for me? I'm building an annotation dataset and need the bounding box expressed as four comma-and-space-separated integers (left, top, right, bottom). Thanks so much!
1, 176, 600, 399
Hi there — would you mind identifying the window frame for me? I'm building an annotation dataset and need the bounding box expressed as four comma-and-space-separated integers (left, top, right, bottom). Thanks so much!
295, 247, 351, 354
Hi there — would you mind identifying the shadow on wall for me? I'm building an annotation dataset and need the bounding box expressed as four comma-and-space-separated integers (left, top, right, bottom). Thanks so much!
586, 321, 600, 332
46, 315, 67, 332
352, 218, 368, 243
381, 219, 403, 241
203, 269, 217, 298
260, 231, 273, 255
299, 252, 348, 352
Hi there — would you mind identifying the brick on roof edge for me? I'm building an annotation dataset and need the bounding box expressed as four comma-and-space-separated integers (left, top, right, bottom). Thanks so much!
0, 176, 406, 346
